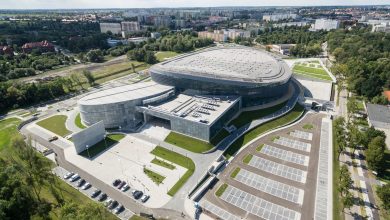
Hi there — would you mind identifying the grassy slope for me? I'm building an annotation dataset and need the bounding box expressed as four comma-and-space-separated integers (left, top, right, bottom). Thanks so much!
0, 118, 22, 150
150, 146, 195, 196
151, 158, 176, 170
79, 134, 125, 158
229, 101, 287, 128
144, 168, 165, 185
74, 113, 86, 129
0, 118, 116, 219
293, 64, 332, 81
165, 132, 214, 153
156, 51, 179, 62
36, 115, 71, 137
215, 183, 228, 197
224, 104, 304, 159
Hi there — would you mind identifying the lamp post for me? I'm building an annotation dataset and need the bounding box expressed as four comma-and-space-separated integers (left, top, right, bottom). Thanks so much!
104, 134, 107, 150
86, 144, 91, 159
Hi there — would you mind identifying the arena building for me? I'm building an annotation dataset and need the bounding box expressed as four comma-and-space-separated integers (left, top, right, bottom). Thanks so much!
78, 46, 292, 142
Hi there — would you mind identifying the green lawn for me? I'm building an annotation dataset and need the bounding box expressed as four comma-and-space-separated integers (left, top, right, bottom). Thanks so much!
75, 113, 86, 129
224, 104, 305, 159
150, 146, 195, 196
230, 167, 241, 178
215, 183, 228, 197
151, 158, 176, 170
229, 101, 287, 128
143, 168, 165, 185
36, 115, 71, 137
256, 144, 265, 152
165, 132, 214, 153
303, 123, 314, 130
332, 121, 345, 220
293, 64, 333, 81
79, 134, 125, 158
156, 51, 179, 62
243, 154, 253, 164
0, 118, 22, 150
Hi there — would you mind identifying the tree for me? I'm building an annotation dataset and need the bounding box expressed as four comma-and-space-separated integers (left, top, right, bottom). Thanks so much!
334, 117, 347, 159
339, 165, 353, 196
372, 95, 388, 105
144, 51, 157, 64
347, 123, 362, 156
361, 126, 386, 149
82, 70, 95, 86
342, 191, 355, 211
70, 73, 84, 89
347, 97, 359, 122
86, 49, 104, 63
377, 184, 390, 211
366, 136, 386, 173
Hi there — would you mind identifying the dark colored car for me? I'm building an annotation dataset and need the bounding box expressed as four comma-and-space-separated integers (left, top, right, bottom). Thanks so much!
112, 179, 121, 187
114, 205, 124, 214
117, 181, 126, 189
108, 200, 118, 210
133, 190, 143, 199
98, 193, 107, 201
77, 179, 86, 187
91, 189, 101, 198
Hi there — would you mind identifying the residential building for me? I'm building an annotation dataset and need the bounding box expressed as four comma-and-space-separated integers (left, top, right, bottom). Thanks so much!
153, 15, 172, 28
270, 44, 296, 55
198, 30, 228, 42
311, 19, 340, 31
263, 13, 298, 22
22, 40, 55, 53
151, 32, 161, 39
99, 23, 122, 34
121, 21, 140, 32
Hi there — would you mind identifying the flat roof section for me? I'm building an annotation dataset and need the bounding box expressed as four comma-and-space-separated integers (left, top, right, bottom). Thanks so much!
147, 94, 240, 125
78, 81, 174, 105
151, 46, 291, 83
366, 103, 390, 124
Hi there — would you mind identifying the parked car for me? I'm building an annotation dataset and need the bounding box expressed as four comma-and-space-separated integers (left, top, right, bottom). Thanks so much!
98, 193, 107, 201
77, 179, 86, 187
140, 195, 150, 203
117, 181, 126, 189
48, 136, 58, 142
108, 200, 118, 210
121, 184, 130, 192
132, 190, 143, 199
114, 204, 124, 214
91, 189, 101, 198
64, 172, 74, 179
112, 179, 121, 187
104, 198, 113, 207
81, 182, 91, 190
70, 174, 80, 182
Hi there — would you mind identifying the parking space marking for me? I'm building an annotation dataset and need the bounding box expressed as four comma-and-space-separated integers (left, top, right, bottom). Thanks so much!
220, 185, 301, 220
235, 168, 304, 204
261, 144, 309, 166
274, 137, 311, 152
248, 155, 307, 183
290, 130, 313, 141
202, 200, 241, 220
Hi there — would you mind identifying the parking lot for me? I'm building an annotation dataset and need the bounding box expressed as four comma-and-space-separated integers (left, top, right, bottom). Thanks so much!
201, 113, 326, 220
54, 167, 134, 220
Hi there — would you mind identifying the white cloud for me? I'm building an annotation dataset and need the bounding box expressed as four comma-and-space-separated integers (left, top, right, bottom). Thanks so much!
0, 0, 388, 9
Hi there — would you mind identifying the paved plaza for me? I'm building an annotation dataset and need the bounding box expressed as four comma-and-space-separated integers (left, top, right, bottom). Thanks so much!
201, 112, 330, 220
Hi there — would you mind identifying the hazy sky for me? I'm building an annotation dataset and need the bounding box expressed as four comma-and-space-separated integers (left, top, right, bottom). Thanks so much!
0, 0, 389, 9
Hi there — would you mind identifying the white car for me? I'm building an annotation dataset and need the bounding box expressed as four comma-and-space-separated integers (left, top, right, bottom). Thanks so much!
121, 184, 129, 192
69, 173, 80, 182
140, 194, 150, 203
64, 172, 74, 179
81, 182, 91, 190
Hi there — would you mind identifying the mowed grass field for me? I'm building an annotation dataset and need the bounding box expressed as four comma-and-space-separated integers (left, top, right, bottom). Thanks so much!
156, 51, 179, 62
151, 146, 195, 196
36, 115, 71, 137
165, 132, 214, 153
0, 118, 22, 150
293, 62, 333, 81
